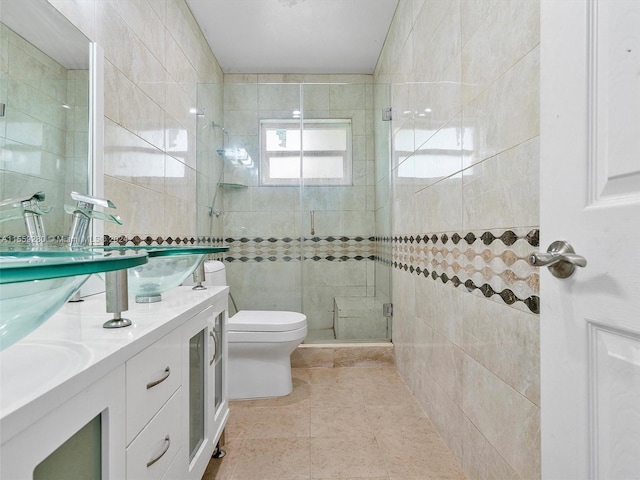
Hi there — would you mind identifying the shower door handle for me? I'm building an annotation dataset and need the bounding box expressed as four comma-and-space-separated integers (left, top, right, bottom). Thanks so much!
310, 210, 315, 236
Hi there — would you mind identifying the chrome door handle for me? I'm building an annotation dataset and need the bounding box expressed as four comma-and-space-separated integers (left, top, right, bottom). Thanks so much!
210, 330, 217, 365
529, 240, 587, 279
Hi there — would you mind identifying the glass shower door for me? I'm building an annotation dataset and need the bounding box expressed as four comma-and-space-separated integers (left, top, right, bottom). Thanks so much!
197, 80, 392, 343
300, 82, 390, 342
220, 82, 303, 314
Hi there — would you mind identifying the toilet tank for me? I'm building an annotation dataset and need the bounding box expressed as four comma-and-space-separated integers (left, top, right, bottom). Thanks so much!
203, 260, 227, 286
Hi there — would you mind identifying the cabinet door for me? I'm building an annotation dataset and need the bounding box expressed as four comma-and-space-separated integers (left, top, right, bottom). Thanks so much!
211, 311, 229, 441
181, 306, 215, 480
0, 366, 126, 479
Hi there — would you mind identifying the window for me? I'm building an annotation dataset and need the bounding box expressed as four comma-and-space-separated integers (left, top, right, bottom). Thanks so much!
260, 119, 352, 186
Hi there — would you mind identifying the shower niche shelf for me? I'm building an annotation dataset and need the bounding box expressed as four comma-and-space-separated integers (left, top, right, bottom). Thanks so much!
217, 183, 248, 189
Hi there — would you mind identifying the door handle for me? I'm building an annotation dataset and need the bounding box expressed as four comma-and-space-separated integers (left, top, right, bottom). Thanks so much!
529, 240, 587, 279
210, 330, 217, 365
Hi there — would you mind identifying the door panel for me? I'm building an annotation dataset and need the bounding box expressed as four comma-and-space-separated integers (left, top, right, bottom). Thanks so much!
540, 0, 640, 478
590, 324, 640, 478
592, 0, 640, 201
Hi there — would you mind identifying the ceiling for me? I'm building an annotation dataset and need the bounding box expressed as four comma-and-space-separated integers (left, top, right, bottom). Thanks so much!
185, 0, 399, 74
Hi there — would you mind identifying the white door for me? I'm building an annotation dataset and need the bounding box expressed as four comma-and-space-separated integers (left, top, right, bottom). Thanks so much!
540, 1, 640, 479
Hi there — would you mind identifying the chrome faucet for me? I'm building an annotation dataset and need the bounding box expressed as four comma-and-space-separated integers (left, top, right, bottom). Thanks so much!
65, 192, 122, 246
0, 191, 51, 245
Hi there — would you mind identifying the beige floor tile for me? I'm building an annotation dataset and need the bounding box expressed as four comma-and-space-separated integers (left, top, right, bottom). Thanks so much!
292, 367, 314, 383
366, 404, 437, 436
309, 382, 364, 407
338, 366, 403, 385
308, 367, 354, 385
333, 346, 395, 367
310, 405, 375, 437
291, 347, 334, 368
310, 435, 388, 479
207, 365, 466, 480
230, 378, 311, 409
202, 438, 242, 480
232, 437, 311, 479
360, 381, 418, 407
377, 432, 466, 479
226, 403, 310, 439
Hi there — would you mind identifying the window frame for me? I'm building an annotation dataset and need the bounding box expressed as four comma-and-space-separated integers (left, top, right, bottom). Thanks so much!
259, 118, 353, 186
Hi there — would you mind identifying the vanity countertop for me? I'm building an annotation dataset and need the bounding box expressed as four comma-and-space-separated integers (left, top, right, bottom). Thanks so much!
0, 285, 228, 443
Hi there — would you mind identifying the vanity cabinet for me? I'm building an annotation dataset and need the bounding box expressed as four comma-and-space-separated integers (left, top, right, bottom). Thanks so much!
0, 286, 229, 480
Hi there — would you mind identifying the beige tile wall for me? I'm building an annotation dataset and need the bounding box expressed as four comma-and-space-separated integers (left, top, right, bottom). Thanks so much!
375, 0, 541, 478
0, 22, 84, 238
48, 0, 224, 240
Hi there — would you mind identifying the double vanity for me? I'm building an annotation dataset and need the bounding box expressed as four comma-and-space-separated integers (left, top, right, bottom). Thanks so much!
0, 246, 230, 480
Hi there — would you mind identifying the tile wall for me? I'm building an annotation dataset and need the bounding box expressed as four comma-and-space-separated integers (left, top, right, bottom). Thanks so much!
374, 0, 541, 478
0, 22, 87, 239
48, 0, 224, 242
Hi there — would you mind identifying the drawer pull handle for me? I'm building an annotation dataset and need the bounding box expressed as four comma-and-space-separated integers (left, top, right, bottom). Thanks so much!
146, 367, 170, 389
146, 434, 171, 468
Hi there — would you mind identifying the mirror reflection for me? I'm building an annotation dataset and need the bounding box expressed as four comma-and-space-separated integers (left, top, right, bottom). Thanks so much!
0, 0, 91, 240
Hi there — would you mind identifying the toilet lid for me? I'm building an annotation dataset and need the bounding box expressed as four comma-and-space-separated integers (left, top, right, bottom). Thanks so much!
230, 310, 307, 332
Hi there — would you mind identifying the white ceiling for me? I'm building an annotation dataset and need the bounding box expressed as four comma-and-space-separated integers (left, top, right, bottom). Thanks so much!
185, 0, 399, 74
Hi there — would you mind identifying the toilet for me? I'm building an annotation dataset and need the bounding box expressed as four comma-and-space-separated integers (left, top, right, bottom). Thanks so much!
200, 260, 307, 400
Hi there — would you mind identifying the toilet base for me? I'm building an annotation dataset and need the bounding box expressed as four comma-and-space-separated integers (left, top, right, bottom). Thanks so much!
228, 352, 294, 400
227, 339, 302, 400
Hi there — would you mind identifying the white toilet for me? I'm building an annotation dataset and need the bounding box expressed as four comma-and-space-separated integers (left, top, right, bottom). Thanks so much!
201, 260, 307, 400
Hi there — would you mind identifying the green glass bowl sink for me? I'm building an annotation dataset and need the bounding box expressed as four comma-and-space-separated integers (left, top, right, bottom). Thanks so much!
0, 247, 148, 351
101, 246, 228, 303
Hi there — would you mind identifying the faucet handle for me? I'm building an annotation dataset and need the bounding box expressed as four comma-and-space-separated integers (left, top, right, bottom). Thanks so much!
63, 204, 123, 225
0, 191, 51, 224
0, 191, 47, 208
70, 191, 116, 209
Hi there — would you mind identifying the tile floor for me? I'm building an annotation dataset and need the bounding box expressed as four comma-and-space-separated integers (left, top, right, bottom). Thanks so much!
203, 366, 466, 480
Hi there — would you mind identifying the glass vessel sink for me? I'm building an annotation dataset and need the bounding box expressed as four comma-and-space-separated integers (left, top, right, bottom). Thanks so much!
0, 247, 148, 351
102, 246, 228, 303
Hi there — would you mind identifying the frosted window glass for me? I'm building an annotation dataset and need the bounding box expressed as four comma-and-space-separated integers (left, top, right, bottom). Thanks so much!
261, 119, 352, 185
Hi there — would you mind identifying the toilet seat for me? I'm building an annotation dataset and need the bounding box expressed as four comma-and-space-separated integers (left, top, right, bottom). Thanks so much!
229, 310, 307, 332
228, 325, 307, 343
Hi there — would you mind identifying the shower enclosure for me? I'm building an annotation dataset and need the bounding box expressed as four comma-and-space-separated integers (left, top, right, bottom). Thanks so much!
196, 80, 392, 343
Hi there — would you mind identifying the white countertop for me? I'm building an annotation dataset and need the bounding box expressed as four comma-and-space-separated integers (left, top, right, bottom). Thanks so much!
0, 285, 228, 443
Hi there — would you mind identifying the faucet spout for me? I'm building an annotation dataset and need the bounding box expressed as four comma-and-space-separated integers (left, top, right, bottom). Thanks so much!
66, 192, 122, 247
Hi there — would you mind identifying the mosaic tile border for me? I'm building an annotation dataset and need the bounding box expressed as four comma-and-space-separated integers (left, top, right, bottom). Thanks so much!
225, 236, 375, 263
103, 235, 224, 246
391, 228, 540, 314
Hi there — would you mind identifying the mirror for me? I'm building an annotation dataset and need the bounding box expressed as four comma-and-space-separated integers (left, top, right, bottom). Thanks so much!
0, 0, 96, 241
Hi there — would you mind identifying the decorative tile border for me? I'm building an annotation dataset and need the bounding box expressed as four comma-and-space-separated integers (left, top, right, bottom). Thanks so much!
224, 236, 375, 262
391, 228, 540, 314
303, 236, 375, 262
103, 235, 224, 246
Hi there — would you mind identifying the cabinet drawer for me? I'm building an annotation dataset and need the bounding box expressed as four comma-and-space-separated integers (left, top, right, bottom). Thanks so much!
126, 328, 181, 443
126, 388, 182, 480
161, 447, 187, 480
